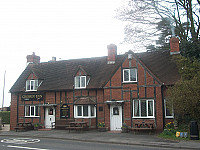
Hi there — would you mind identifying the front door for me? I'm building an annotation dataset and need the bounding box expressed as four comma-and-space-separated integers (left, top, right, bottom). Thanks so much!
110, 105, 122, 131
45, 107, 55, 128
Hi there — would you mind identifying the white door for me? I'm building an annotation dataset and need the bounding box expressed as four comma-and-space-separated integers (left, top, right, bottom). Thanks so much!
110, 105, 122, 131
45, 107, 55, 128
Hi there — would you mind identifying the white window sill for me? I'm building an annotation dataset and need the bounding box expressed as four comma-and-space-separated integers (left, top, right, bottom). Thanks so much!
74, 87, 86, 89
132, 117, 155, 119
123, 81, 137, 83
25, 90, 37, 92
74, 116, 96, 119
165, 116, 174, 119
25, 116, 40, 118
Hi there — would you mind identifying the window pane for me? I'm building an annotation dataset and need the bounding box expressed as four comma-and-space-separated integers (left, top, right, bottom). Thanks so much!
31, 106, 34, 116
77, 106, 82, 116
148, 101, 153, 116
130, 69, 136, 81
124, 70, 129, 81
91, 105, 94, 116
81, 76, 86, 87
141, 100, 147, 117
25, 106, 30, 116
75, 76, 80, 88
83, 105, 88, 116
165, 101, 173, 117
35, 106, 39, 116
166, 108, 172, 116
30, 81, 34, 90
34, 80, 38, 90
134, 100, 139, 117
26, 80, 30, 90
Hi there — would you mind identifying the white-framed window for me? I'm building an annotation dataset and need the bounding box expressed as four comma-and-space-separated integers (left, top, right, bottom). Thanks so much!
133, 99, 154, 118
75, 76, 86, 89
26, 80, 38, 91
74, 105, 96, 118
123, 68, 137, 82
164, 99, 174, 118
25, 105, 40, 117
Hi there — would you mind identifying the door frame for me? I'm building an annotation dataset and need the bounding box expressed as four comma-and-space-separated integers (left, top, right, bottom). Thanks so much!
45, 106, 56, 128
110, 104, 122, 131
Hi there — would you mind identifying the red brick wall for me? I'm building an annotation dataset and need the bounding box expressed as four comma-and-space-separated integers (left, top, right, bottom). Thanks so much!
101, 55, 164, 131
10, 94, 18, 130
10, 54, 165, 131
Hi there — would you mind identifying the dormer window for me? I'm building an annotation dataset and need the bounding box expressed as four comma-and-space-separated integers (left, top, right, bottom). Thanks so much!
75, 76, 86, 89
26, 80, 38, 91
123, 68, 137, 83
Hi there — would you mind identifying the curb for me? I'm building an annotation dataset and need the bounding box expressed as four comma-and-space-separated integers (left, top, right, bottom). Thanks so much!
0, 134, 199, 150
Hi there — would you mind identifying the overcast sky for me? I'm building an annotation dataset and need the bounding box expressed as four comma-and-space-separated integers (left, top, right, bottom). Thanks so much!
0, 0, 140, 107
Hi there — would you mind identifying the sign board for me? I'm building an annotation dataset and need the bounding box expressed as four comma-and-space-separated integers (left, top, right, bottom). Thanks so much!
60, 104, 70, 118
21, 94, 43, 101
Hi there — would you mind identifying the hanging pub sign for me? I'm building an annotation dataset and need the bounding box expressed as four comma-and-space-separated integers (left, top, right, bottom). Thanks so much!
60, 104, 70, 118
21, 94, 43, 101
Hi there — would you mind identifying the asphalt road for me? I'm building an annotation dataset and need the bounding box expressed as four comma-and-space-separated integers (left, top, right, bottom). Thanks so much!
0, 136, 185, 150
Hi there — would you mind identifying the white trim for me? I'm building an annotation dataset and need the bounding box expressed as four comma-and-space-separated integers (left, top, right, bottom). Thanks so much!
25, 105, 40, 117
105, 100, 124, 104
74, 105, 96, 118
110, 105, 122, 131
75, 76, 86, 89
123, 68, 137, 83
133, 99, 155, 118
26, 80, 38, 91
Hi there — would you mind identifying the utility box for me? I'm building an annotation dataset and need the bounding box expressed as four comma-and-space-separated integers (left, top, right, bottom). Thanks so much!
190, 121, 199, 140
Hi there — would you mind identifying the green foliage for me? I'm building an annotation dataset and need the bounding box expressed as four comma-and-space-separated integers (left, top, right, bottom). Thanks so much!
167, 56, 200, 124
121, 123, 129, 129
34, 123, 42, 128
160, 122, 189, 140
98, 122, 105, 128
162, 122, 177, 137
180, 40, 200, 60
175, 56, 200, 80
0, 111, 10, 124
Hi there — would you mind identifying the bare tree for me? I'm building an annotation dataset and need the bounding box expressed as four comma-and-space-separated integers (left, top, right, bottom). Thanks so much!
116, 0, 200, 50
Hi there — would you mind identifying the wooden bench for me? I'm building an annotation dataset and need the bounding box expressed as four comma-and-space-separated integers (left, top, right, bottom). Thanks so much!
65, 126, 84, 132
14, 122, 34, 132
65, 122, 88, 132
14, 126, 26, 132
129, 122, 154, 134
52, 119, 75, 130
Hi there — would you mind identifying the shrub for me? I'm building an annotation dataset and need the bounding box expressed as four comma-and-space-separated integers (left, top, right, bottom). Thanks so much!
0, 111, 10, 124
121, 123, 129, 129
98, 122, 105, 128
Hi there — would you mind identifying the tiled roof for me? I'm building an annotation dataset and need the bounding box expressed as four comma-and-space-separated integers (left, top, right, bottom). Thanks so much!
10, 50, 180, 93
10, 55, 125, 92
74, 97, 96, 105
135, 50, 180, 85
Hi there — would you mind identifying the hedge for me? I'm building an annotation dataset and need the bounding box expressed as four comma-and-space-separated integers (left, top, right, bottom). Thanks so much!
0, 111, 10, 124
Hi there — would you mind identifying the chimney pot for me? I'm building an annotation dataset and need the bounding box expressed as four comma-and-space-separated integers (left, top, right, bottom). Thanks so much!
52, 57, 56, 61
170, 37, 180, 55
107, 44, 117, 64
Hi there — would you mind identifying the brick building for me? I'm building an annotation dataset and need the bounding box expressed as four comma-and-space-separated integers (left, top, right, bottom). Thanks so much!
10, 37, 180, 132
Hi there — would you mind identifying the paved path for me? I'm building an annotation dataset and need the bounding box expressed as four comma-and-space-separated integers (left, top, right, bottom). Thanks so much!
1, 124, 10, 132
0, 125, 199, 149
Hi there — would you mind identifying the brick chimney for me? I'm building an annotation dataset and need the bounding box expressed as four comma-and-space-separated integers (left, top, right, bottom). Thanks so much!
170, 37, 180, 55
26, 52, 40, 65
107, 44, 117, 64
